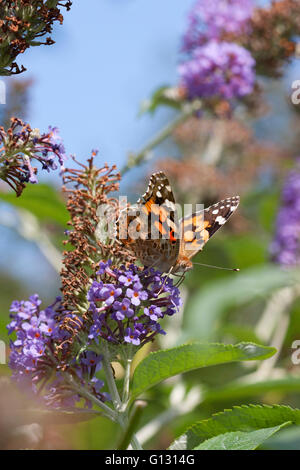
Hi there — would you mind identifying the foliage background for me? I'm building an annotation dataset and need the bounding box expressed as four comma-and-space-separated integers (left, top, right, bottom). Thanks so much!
0, 0, 300, 449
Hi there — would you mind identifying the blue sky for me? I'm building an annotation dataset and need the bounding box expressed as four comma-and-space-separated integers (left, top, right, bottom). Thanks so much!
16, 0, 195, 177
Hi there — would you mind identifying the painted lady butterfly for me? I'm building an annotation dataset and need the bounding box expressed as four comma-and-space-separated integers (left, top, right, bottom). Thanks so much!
118, 171, 239, 274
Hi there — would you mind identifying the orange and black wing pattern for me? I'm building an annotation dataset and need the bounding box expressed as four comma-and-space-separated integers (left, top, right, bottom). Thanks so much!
180, 196, 240, 259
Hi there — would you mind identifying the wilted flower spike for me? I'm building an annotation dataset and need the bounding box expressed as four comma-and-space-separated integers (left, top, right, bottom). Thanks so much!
58, 155, 136, 358
60, 156, 131, 314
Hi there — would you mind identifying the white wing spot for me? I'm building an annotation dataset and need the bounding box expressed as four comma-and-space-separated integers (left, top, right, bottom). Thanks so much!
216, 216, 226, 225
165, 199, 175, 211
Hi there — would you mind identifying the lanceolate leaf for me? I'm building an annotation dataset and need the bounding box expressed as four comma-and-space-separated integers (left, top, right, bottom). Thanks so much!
130, 342, 276, 401
201, 376, 300, 405
194, 423, 291, 450
169, 405, 300, 450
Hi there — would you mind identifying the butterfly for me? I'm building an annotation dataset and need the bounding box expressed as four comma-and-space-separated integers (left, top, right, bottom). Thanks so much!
117, 171, 239, 274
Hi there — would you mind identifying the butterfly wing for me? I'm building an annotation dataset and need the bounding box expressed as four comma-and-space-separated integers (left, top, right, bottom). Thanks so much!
118, 172, 181, 272
179, 196, 240, 260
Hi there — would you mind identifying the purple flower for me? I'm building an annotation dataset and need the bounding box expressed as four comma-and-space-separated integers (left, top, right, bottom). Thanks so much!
179, 40, 255, 101
87, 260, 181, 347
97, 259, 113, 275
270, 165, 300, 266
144, 305, 162, 321
7, 295, 60, 382
7, 295, 107, 409
113, 298, 134, 320
101, 284, 122, 306
80, 351, 103, 372
126, 284, 148, 306
182, 0, 254, 52
118, 270, 139, 287
124, 327, 142, 346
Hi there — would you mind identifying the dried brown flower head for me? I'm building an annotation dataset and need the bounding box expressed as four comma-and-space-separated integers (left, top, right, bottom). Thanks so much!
58, 155, 135, 353
236, 0, 300, 78
0, 1, 72, 75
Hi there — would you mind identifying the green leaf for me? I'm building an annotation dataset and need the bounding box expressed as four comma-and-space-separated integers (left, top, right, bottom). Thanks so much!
195, 423, 291, 450
262, 425, 300, 450
131, 342, 276, 401
0, 183, 68, 226
201, 376, 300, 405
169, 404, 300, 450
182, 265, 298, 341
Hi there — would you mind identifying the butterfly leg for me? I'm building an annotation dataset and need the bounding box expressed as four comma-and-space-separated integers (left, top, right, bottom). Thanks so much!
175, 273, 186, 288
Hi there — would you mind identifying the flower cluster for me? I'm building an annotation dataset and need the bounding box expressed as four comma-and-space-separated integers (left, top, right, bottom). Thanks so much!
182, 0, 253, 52
0, 117, 66, 196
270, 165, 300, 266
58, 159, 181, 350
87, 261, 181, 347
179, 41, 255, 101
7, 158, 182, 409
7, 294, 107, 408
179, 0, 255, 104
0, 0, 72, 75
7, 294, 61, 384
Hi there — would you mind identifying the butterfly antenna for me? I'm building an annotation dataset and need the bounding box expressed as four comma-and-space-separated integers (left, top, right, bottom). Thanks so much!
193, 262, 240, 272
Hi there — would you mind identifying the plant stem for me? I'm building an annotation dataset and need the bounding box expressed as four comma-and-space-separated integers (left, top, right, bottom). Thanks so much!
121, 100, 202, 175
101, 343, 144, 449
117, 402, 145, 450
121, 345, 133, 408
64, 373, 117, 421
122, 358, 132, 405
102, 342, 122, 411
